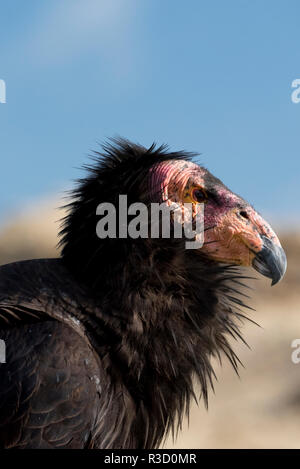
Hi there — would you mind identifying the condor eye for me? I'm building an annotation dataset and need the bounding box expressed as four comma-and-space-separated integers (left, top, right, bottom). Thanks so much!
192, 188, 208, 203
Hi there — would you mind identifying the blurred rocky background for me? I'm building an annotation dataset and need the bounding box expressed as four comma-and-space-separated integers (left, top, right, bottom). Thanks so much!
0, 200, 299, 449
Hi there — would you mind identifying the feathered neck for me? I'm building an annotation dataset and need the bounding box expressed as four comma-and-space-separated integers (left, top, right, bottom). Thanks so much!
58, 139, 251, 448
61, 238, 249, 448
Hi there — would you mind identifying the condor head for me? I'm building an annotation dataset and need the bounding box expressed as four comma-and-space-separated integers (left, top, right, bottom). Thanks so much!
149, 158, 287, 286
61, 139, 287, 288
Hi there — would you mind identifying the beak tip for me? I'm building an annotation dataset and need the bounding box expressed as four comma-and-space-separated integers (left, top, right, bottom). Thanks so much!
252, 236, 287, 286
271, 277, 280, 287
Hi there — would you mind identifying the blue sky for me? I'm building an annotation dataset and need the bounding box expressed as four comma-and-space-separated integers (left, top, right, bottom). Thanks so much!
0, 0, 299, 228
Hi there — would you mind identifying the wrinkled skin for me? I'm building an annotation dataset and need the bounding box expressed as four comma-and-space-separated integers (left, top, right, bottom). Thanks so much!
150, 159, 287, 284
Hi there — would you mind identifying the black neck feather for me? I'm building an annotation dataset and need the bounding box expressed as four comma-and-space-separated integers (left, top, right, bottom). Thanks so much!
59, 139, 252, 448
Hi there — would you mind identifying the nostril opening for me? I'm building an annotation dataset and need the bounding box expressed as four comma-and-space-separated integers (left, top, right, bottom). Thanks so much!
239, 210, 249, 220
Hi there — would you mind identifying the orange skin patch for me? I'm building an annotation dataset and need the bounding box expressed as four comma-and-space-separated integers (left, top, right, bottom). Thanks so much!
150, 160, 283, 266
204, 207, 281, 266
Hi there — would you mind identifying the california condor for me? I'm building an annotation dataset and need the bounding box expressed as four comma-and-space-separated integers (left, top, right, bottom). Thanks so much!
0, 139, 287, 449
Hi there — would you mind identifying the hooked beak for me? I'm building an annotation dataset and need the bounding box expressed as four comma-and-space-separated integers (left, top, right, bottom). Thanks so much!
202, 206, 287, 286
252, 235, 287, 285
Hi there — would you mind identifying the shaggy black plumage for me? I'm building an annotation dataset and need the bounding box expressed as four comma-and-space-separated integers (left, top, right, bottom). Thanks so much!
0, 139, 283, 449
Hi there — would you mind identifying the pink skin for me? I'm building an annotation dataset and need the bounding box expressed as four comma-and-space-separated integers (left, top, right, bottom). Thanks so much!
149, 160, 203, 203
150, 160, 283, 266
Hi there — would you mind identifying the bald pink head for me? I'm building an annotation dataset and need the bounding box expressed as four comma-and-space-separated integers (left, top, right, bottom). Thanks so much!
148, 159, 286, 284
